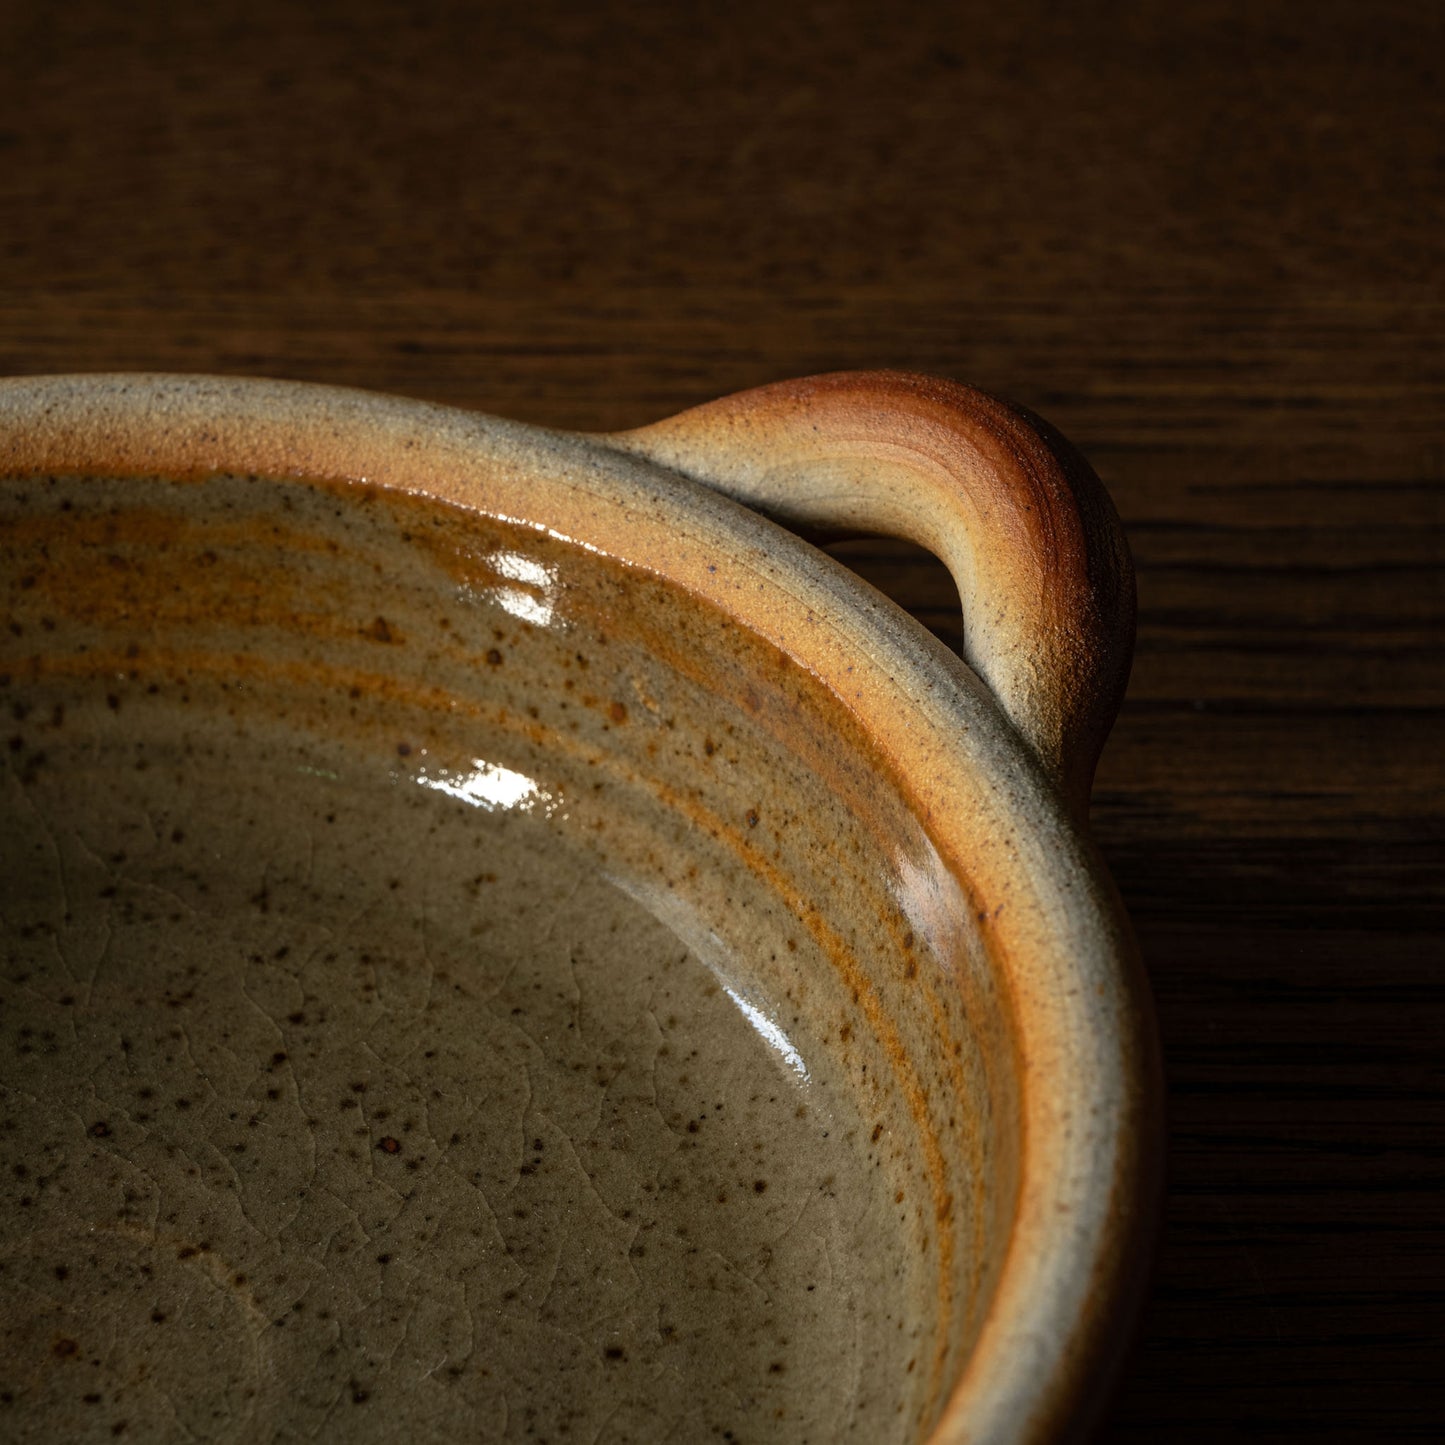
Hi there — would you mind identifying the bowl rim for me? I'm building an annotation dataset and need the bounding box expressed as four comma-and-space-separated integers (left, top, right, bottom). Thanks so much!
0, 370, 1161, 1445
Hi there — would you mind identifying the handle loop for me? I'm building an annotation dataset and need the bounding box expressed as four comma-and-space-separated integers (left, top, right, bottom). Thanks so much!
612, 370, 1134, 814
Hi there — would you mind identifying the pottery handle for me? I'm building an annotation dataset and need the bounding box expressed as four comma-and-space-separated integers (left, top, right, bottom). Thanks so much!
612, 370, 1135, 814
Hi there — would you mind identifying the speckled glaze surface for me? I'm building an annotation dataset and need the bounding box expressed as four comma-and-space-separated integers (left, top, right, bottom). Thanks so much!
0, 373, 1159, 1444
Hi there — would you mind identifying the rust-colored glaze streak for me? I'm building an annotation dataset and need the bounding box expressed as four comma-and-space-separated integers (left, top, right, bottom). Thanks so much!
8, 510, 410, 649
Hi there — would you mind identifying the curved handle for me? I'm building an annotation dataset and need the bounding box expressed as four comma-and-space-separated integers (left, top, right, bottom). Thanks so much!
610, 370, 1135, 815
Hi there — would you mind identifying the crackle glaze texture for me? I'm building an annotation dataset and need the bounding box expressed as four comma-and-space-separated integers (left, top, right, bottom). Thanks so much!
0, 374, 1159, 1445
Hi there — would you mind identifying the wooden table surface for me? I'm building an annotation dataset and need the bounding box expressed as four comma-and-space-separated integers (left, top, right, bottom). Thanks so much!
3, 1, 1440, 1437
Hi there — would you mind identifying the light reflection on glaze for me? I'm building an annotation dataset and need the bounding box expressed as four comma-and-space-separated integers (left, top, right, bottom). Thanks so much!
605, 877, 812, 1084
413, 757, 561, 817
892, 830, 969, 981
721, 982, 811, 1081
472, 549, 560, 627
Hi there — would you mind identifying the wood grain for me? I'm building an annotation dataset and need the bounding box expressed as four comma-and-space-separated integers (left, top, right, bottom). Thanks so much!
2, 0, 1441, 1436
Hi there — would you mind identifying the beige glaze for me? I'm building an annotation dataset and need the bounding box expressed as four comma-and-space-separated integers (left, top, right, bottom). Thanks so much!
0, 373, 1160, 1444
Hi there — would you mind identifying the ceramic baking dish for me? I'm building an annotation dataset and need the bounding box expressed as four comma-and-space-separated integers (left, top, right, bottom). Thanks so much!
0, 371, 1158, 1444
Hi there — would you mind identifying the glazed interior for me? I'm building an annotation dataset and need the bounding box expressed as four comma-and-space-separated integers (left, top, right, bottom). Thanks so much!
1, 470, 1020, 1443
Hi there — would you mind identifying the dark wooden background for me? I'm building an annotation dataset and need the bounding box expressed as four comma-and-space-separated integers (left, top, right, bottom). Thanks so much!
2, 1, 1440, 1437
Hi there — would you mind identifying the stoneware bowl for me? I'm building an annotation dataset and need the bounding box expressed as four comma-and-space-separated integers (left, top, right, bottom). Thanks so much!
0, 371, 1159, 1444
